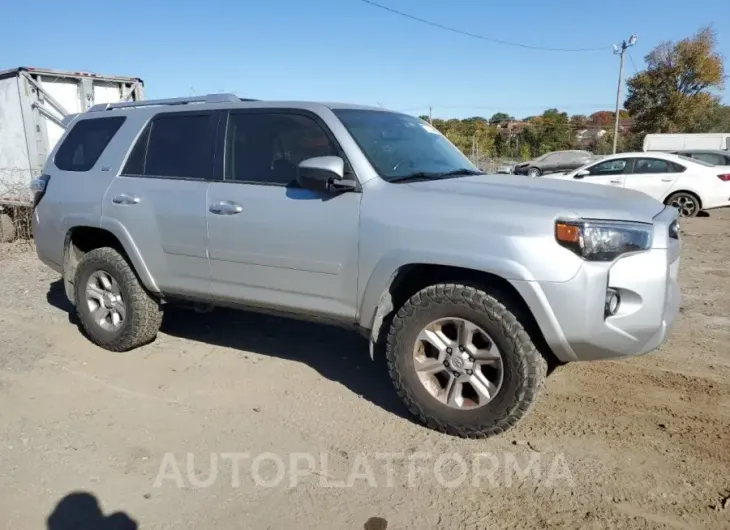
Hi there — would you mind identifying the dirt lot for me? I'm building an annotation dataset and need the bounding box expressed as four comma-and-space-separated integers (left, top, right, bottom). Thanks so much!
0, 212, 729, 530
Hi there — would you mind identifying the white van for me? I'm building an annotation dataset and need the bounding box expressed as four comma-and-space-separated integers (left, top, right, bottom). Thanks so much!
643, 133, 730, 152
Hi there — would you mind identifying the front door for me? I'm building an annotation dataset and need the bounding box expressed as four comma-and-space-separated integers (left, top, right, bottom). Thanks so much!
206, 110, 361, 322
577, 157, 631, 187
103, 110, 220, 299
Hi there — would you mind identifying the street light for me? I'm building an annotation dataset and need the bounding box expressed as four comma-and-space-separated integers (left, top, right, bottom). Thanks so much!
612, 34, 637, 154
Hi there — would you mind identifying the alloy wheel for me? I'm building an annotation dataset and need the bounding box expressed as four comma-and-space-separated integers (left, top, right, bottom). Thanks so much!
412, 317, 504, 409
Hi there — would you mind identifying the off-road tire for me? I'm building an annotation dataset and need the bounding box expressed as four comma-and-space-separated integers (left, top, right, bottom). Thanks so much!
385, 283, 548, 438
73, 247, 163, 351
0, 213, 16, 243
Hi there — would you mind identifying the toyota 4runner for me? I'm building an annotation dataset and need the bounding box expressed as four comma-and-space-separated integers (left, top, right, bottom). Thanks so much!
31, 94, 681, 438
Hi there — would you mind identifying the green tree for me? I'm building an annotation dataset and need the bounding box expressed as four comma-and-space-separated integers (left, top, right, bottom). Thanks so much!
625, 26, 725, 134
489, 112, 513, 125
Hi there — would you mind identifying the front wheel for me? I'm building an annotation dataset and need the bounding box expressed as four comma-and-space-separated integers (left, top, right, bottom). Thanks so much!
667, 192, 700, 218
73, 247, 163, 351
386, 283, 548, 438
526, 167, 541, 177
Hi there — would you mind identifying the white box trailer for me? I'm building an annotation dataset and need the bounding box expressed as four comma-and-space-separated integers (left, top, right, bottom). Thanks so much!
643, 133, 730, 152
0, 66, 144, 241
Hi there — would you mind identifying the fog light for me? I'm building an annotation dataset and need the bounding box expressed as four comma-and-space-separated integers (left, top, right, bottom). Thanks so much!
605, 289, 620, 317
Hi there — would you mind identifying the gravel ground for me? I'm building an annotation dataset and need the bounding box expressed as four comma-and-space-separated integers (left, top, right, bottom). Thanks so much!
0, 212, 729, 529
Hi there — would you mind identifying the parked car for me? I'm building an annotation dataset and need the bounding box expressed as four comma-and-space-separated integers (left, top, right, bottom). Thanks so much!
544, 152, 730, 217
31, 95, 681, 438
513, 150, 596, 177
496, 160, 517, 174
669, 149, 730, 166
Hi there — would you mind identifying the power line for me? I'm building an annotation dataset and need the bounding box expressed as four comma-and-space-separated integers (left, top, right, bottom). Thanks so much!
627, 50, 639, 73
357, 0, 609, 52
396, 103, 615, 112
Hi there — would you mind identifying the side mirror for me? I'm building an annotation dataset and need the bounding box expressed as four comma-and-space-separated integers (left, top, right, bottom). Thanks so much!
574, 169, 590, 179
297, 156, 356, 192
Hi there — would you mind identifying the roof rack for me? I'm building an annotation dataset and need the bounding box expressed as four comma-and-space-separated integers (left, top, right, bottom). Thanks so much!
88, 93, 256, 112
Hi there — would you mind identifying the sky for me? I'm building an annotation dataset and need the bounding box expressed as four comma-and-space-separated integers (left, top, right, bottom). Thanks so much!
2, 0, 728, 119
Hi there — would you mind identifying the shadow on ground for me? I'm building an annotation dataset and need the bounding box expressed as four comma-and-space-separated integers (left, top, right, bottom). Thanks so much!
46, 279, 411, 423
47, 491, 137, 530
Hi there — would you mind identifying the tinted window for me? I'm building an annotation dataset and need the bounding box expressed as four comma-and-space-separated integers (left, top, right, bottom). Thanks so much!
226, 113, 337, 185
55, 117, 125, 172
633, 158, 671, 174
587, 159, 628, 176
693, 153, 726, 165
142, 113, 216, 179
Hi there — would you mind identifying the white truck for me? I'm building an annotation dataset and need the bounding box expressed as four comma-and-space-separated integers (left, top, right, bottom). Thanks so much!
0, 67, 145, 241
643, 133, 730, 152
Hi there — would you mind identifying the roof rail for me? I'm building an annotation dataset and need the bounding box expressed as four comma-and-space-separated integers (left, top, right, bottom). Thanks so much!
87, 93, 251, 112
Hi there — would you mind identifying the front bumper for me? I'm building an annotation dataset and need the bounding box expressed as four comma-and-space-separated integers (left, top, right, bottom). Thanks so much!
511, 207, 681, 362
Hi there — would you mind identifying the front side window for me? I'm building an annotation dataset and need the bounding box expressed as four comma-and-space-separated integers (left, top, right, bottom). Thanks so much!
587, 159, 628, 176
333, 109, 477, 181
55, 117, 125, 172
226, 113, 337, 185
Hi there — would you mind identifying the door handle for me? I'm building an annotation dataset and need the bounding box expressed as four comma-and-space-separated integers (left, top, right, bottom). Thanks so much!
209, 201, 243, 215
112, 194, 140, 205
610, 179, 622, 184
661, 178, 673, 182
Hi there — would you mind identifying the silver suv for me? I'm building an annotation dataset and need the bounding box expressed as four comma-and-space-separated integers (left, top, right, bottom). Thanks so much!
32, 94, 681, 438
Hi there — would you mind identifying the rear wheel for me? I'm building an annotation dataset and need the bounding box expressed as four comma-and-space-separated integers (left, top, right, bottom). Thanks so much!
73, 247, 163, 351
386, 283, 548, 438
667, 192, 700, 218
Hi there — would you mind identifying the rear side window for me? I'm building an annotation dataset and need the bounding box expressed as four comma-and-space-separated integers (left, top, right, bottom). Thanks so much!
123, 112, 218, 179
55, 117, 125, 172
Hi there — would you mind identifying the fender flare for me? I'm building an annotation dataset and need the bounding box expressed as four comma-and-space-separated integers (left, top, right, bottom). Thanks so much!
358, 249, 535, 358
99, 217, 160, 293
63, 218, 160, 299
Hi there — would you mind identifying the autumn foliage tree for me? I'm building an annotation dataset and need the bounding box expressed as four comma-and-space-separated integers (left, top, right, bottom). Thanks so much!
624, 26, 725, 134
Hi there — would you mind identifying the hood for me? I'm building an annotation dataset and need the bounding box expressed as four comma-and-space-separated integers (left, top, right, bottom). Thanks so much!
405, 174, 665, 223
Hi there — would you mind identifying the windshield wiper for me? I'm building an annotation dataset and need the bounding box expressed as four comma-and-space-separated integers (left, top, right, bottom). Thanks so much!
440, 168, 485, 176
388, 168, 484, 183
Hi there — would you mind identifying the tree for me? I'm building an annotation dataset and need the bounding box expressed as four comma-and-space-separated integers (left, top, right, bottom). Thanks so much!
570, 114, 589, 130
489, 112, 513, 125
624, 26, 725, 134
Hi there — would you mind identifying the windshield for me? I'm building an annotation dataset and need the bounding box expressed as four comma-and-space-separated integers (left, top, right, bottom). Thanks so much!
333, 109, 478, 181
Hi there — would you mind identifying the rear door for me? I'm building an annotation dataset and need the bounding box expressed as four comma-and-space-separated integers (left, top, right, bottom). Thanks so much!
103, 110, 219, 299
623, 157, 684, 201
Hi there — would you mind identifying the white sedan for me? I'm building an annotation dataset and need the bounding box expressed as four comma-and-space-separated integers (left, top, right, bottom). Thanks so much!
544, 152, 730, 217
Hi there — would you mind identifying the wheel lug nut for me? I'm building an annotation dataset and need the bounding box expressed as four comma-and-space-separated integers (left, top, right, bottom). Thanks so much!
443, 361, 449, 366
468, 357, 474, 362
466, 369, 473, 375
446, 347, 452, 354
459, 346, 464, 352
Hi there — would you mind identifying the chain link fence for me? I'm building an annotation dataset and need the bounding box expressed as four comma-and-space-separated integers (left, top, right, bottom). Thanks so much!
466, 155, 519, 174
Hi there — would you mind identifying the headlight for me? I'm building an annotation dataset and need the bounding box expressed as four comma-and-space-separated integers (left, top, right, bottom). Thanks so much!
555, 219, 653, 261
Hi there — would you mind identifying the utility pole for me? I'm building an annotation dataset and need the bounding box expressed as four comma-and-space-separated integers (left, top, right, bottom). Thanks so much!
429, 105, 433, 124
612, 34, 637, 154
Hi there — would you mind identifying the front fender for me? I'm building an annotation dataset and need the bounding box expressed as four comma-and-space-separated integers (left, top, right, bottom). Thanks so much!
357, 248, 535, 329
